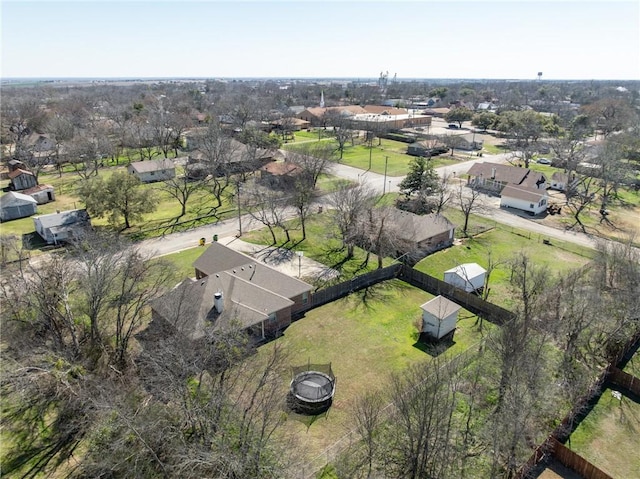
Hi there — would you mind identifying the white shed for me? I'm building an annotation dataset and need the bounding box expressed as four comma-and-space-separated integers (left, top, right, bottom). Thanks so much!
420, 295, 461, 340
444, 263, 486, 292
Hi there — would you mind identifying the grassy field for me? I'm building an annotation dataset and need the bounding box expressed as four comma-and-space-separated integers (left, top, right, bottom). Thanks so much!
622, 351, 640, 378
414, 219, 594, 309
249, 280, 492, 464
284, 135, 460, 175
240, 212, 396, 283
568, 388, 640, 478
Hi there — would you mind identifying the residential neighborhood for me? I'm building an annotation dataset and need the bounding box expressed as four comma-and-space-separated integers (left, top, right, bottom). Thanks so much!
2, 2, 639, 477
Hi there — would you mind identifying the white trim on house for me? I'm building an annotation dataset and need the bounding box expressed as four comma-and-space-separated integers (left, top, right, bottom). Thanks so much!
500, 184, 549, 215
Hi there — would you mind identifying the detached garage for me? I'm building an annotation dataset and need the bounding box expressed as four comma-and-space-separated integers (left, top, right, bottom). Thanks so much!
0, 191, 37, 222
420, 295, 461, 341
444, 263, 486, 292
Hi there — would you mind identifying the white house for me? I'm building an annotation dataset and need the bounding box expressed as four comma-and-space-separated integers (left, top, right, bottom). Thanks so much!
33, 209, 91, 245
420, 295, 462, 340
127, 158, 176, 183
550, 172, 578, 192
0, 191, 38, 222
444, 263, 486, 292
500, 184, 549, 215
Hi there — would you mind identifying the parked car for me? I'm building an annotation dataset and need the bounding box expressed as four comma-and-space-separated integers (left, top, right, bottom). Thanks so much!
536, 158, 551, 165
448, 124, 459, 129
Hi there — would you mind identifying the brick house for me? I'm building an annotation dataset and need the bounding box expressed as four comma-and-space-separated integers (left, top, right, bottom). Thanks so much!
150, 242, 313, 341
387, 211, 455, 259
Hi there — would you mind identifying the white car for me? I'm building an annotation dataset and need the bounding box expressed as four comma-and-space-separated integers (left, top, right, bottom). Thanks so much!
536, 158, 551, 165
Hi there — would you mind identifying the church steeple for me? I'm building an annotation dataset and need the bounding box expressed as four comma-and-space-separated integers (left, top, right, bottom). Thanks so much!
320, 90, 325, 108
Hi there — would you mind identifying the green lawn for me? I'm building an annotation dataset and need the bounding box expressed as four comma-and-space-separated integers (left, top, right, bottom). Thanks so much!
569, 388, 640, 479
414, 220, 594, 309
251, 280, 492, 463
0, 164, 240, 243
622, 352, 640, 378
284, 136, 459, 176
239, 212, 397, 284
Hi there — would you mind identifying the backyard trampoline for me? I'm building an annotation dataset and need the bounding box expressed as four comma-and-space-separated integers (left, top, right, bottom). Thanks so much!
289, 362, 336, 415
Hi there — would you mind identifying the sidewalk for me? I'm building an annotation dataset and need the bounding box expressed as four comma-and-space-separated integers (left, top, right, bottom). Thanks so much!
217, 235, 339, 282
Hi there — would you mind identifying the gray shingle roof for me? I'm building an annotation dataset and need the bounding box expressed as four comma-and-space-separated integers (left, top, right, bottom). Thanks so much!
150, 271, 294, 340
389, 212, 455, 243
193, 242, 312, 298
501, 184, 548, 203
467, 162, 546, 188
129, 158, 175, 174
33, 209, 90, 229
420, 295, 461, 319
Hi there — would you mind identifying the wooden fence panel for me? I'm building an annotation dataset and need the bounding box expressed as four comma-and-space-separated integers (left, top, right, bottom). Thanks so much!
397, 265, 515, 324
550, 438, 613, 479
608, 367, 640, 396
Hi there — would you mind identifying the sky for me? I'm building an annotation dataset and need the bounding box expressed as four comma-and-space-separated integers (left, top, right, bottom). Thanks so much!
2, 0, 639, 80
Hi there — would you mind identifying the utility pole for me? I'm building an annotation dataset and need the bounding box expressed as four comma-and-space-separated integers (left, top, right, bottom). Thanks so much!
236, 181, 242, 236
297, 251, 304, 278
383, 155, 389, 194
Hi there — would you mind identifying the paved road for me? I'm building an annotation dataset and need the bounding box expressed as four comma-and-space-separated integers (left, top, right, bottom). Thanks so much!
137, 150, 608, 260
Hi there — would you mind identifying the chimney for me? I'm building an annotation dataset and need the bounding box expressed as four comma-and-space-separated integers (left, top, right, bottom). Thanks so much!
491, 167, 496, 179
214, 292, 224, 314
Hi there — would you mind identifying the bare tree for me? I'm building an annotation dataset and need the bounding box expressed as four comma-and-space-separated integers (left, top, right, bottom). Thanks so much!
456, 181, 484, 236
384, 358, 461, 479
565, 174, 601, 232
353, 392, 384, 478
286, 141, 336, 189
329, 183, 377, 260
197, 124, 240, 209
244, 186, 289, 244
161, 170, 208, 219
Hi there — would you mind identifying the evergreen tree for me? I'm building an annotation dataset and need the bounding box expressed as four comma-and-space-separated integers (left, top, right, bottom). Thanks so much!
398, 156, 441, 201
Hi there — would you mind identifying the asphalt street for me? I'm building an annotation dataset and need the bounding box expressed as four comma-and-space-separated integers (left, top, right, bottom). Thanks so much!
138, 151, 603, 260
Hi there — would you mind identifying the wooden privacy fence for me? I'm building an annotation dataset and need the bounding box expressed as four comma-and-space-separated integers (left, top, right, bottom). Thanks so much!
517, 331, 640, 478
296, 263, 514, 326
549, 437, 613, 479
397, 265, 515, 324
298, 264, 401, 315
608, 367, 640, 396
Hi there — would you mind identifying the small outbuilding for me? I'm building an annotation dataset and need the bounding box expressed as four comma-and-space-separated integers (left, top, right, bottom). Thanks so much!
420, 295, 462, 340
444, 263, 486, 292
23, 184, 55, 204
0, 191, 38, 222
